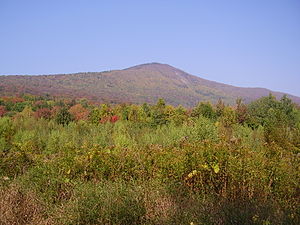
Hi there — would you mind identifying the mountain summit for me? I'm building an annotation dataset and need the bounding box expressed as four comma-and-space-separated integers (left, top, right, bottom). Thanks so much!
0, 63, 299, 106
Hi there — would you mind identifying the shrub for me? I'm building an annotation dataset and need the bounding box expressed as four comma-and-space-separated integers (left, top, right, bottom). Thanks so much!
55, 107, 74, 125
192, 101, 216, 119
0, 105, 7, 117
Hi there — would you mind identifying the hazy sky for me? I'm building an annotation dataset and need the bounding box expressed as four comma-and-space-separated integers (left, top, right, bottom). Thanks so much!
1, 0, 299, 96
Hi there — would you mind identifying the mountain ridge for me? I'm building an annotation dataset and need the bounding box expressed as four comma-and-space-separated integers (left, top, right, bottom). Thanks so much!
0, 63, 299, 106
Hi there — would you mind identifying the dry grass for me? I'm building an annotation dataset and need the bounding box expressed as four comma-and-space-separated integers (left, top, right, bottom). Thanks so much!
0, 184, 51, 225
144, 190, 176, 224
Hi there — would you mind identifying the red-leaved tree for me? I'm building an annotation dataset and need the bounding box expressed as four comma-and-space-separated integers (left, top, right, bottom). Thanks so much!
110, 115, 119, 123
0, 106, 7, 117
34, 108, 52, 119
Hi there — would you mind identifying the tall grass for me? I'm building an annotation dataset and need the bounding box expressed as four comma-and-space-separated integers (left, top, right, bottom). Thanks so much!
0, 114, 299, 224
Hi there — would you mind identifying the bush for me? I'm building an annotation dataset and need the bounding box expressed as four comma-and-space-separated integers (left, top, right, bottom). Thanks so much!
55, 107, 74, 125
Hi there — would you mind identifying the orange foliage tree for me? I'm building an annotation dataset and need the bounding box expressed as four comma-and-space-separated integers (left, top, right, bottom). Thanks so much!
69, 104, 89, 121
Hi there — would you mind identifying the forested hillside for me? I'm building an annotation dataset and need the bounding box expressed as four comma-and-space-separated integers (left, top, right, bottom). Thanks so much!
1, 63, 300, 106
0, 94, 299, 224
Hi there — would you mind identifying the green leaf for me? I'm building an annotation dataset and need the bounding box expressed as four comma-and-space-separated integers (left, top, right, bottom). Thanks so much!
212, 164, 220, 174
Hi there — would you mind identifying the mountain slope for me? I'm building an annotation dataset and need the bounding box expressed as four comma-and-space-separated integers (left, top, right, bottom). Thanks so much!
0, 63, 299, 106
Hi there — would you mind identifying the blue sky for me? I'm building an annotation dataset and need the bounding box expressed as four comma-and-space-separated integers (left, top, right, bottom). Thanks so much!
1, 0, 299, 96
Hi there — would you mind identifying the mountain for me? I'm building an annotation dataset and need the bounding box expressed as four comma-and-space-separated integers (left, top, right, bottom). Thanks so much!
0, 63, 299, 106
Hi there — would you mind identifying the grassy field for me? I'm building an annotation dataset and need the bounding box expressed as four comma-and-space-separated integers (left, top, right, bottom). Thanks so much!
0, 95, 299, 224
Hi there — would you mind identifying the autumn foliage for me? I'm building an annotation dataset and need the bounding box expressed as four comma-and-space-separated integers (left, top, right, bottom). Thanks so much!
0, 94, 299, 224
0, 106, 6, 117
110, 115, 119, 123
34, 108, 52, 119
68, 104, 89, 121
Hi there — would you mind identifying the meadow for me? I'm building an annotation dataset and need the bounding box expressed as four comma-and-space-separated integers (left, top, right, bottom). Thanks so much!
0, 95, 299, 224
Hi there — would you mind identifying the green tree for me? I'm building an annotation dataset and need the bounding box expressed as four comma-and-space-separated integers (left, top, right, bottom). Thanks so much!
248, 94, 299, 145
279, 95, 298, 127
247, 94, 280, 127
142, 103, 151, 117
55, 107, 73, 125
121, 105, 130, 120
220, 106, 237, 128
171, 105, 187, 125
192, 102, 216, 119
215, 98, 225, 117
151, 98, 168, 126
128, 105, 137, 122
89, 107, 101, 124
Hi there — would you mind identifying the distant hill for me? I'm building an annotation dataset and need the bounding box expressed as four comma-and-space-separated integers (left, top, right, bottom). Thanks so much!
0, 63, 299, 106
